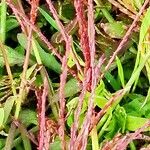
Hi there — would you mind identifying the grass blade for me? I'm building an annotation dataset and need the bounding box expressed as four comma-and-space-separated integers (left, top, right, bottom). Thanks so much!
91, 126, 99, 150
116, 56, 125, 87
38, 7, 59, 31
0, 0, 7, 43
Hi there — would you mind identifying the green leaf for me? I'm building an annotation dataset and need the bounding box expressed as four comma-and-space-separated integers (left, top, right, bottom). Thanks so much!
52, 78, 80, 105
95, 96, 107, 108
38, 7, 59, 31
3, 96, 16, 124
91, 126, 99, 150
133, 0, 144, 9
142, 101, 150, 118
67, 112, 74, 127
105, 106, 126, 139
26, 64, 37, 80
67, 52, 75, 68
104, 113, 118, 139
66, 95, 88, 127
19, 109, 38, 126
50, 138, 61, 150
116, 56, 125, 87
105, 72, 121, 90
126, 116, 149, 131
64, 78, 80, 98
66, 97, 79, 127
0, 138, 5, 149
0, 107, 4, 128
61, 3, 75, 20
66, 95, 89, 126
102, 21, 126, 39
113, 106, 127, 133
98, 110, 112, 140
19, 124, 32, 150
14, 45, 25, 55
17, 33, 61, 73
95, 81, 106, 95
67, 97, 78, 113
124, 100, 144, 117
0, 46, 24, 67
6, 17, 19, 32
139, 7, 150, 44
34, 74, 43, 87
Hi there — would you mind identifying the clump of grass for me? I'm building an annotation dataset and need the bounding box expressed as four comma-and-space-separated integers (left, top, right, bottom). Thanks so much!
0, 0, 150, 150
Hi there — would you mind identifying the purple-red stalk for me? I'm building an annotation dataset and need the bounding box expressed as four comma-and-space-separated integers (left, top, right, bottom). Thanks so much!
69, 2, 91, 147
36, 78, 48, 150
45, 0, 73, 149
70, 69, 91, 150
75, 55, 105, 149
74, 0, 91, 75
76, 0, 97, 148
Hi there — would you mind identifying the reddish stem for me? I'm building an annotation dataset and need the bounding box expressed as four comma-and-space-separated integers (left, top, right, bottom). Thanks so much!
74, 0, 91, 73
36, 78, 48, 150
45, 0, 73, 149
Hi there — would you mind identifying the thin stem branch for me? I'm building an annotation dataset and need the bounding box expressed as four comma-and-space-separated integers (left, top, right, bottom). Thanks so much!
74, 0, 91, 74
36, 77, 48, 150
45, 0, 73, 148
79, 0, 96, 148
